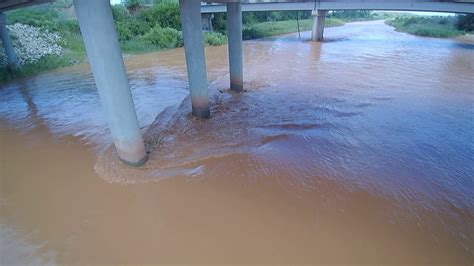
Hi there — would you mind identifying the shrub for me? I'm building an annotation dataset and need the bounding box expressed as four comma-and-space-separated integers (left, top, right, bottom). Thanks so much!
387, 16, 463, 38
58, 20, 80, 34
243, 20, 310, 40
140, 26, 183, 49
402, 17, 419, 26
456, 14, 474, 32
203, 32, 227, 46
212, 13, 227, 34
243, 27, 265, 40
112, 4, 130, 22
329, 10, 373, 20
129, 19, 152, 36
7, 8, 60, 31
138, 2, 181, 30
116, 21, 134, 41
116, 18, 151, 41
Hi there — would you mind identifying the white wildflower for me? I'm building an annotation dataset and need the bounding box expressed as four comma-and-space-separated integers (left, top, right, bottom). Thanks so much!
0, 23, 63, 66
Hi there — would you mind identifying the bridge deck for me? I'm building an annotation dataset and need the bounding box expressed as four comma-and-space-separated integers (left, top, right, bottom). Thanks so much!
201, 0, 474, 14
1, 0, 472, 14
0, 0, 53, 12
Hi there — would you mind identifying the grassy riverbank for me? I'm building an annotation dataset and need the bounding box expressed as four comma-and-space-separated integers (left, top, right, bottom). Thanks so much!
240, 11, 397, 40
0, 2, 342, 82
0, 1, 226, 82
386, 16, 465, 38
0, 55, 71, 82
242, 18, 345, 40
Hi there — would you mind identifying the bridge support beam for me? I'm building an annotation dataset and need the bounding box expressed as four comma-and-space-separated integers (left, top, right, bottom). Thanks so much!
311, 10, 328, 42
201, 13, 214, 32
0, 12, 19, 68
179, 0, 210, 118
226, 2, 243, 92
73, 0, 147, 166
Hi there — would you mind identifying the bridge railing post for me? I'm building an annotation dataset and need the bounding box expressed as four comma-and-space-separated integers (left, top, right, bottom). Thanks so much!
179, 0, 210, 118
226, 2, 243, 92
0, 12, 19, 68
73, 0, 147, 166
311, 10, 328, 42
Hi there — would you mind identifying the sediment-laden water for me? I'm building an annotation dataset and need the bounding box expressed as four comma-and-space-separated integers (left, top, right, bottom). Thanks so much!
1, 21, 473, 264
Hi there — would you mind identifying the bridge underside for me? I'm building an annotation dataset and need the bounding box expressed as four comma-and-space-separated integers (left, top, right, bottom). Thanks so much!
202, 0, 474, 14
0, 0, 53, 12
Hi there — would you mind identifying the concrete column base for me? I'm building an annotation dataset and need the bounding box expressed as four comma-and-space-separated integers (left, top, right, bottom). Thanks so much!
192, 105, 211, 119
119, 154, 149, 167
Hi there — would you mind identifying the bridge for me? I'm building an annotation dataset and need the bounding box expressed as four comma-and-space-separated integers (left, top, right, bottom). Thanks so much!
201, 1, 474, 41
201, 1, 474, 14
1, 0, 474, 166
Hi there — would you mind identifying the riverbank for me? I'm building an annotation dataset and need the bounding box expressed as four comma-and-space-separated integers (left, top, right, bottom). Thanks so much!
0, 18, 344, 83
1, 5, 472, 83
455, 33, 474, 44
0, 17, 371, 83
386, 15, 472, 38
0, 2, 391, 83
242, 18, 344, 40
0, 2, 226, 83
241, 11, 397, 40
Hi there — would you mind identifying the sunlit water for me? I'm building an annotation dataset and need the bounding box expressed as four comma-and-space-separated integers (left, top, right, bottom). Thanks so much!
1, 21, 473, 264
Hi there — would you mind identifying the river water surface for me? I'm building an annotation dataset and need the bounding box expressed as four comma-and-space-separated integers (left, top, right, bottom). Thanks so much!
1, 20, 473, 264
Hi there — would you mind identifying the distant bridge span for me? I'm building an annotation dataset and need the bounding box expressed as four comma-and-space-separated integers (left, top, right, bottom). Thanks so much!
201, 1, 474, 14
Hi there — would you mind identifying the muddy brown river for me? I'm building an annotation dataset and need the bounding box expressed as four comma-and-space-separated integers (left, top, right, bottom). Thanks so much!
1, 21, 473, 264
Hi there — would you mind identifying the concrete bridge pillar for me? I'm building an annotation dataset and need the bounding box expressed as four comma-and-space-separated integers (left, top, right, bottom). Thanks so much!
0, 12, 19, 68
311, 10, 328, 42
201, 13, 214, 32
226, 2, 243, 92
73, 0, 147, 166
179, 0, 210, 118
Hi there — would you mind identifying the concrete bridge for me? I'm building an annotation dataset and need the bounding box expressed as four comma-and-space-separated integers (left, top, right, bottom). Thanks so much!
201, 1, 474, 41
201, 1, 474, 14
1, 0, 473, 166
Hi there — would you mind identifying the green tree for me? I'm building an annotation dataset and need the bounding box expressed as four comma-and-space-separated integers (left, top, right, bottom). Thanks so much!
456, 14, 474, 32
138, 1, 181, 30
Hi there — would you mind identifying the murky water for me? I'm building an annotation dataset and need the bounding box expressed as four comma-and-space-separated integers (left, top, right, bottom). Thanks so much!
1, 21, 473, 264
